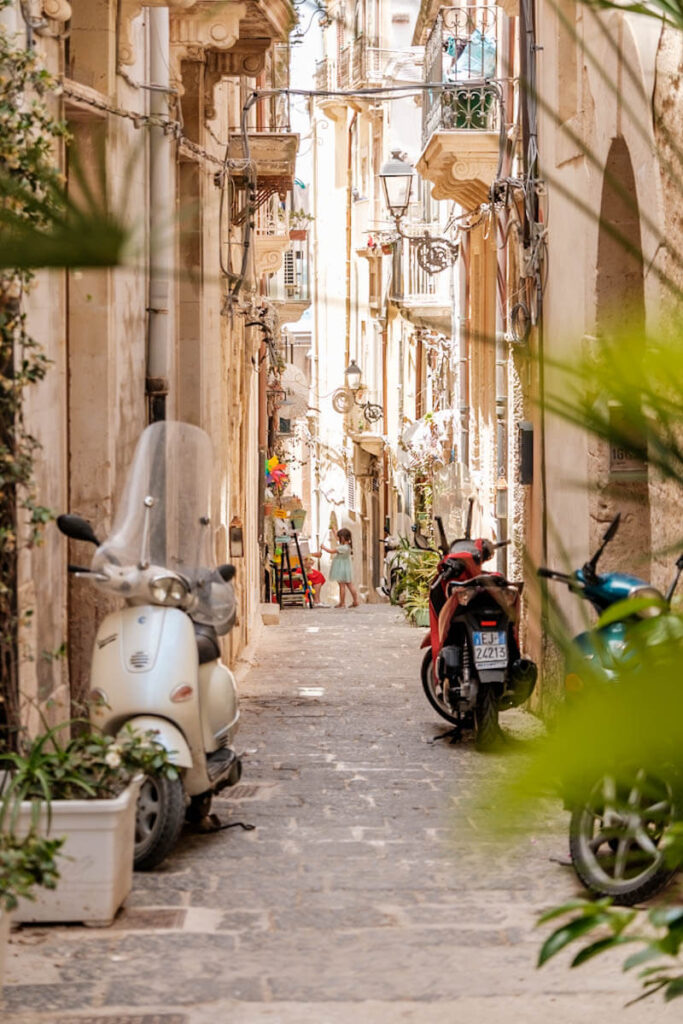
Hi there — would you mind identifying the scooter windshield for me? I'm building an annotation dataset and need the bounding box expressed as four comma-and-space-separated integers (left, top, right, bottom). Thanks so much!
92, 421, 235, 632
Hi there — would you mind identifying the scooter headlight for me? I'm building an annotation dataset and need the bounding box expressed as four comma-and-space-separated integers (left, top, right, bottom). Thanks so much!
630, 586, 666, 619
149, 574, 188, 605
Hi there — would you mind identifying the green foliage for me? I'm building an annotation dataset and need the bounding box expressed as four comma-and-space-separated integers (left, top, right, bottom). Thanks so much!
395, 547, 440, 622
0, 828, 62, 912
584, 0, 683, 29
0, 720, 178, 815
538, 900, 683, 1002
0, 13, 130, 738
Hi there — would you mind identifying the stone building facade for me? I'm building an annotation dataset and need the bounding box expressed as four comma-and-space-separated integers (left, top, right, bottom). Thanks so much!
3, 0, 299, 724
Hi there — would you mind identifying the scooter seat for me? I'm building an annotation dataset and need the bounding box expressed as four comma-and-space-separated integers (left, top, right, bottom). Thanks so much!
194, 622, 220, 665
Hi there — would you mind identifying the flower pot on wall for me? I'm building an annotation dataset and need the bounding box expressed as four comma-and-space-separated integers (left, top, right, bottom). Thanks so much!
289, 228, 307, 240
13, 777, 142, 927
290, 509, 306, 532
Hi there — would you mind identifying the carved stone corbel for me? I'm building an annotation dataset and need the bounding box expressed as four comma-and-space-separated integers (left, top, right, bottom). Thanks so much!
118, 0, 198, 67
204, 40, 269, 119
41, 0, 72, 21
169, 1, 247, 96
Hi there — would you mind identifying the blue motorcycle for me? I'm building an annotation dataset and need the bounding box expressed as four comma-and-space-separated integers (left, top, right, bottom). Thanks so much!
539, 514, 683, 904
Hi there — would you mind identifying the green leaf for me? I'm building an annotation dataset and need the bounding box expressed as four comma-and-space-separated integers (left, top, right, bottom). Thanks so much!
571, 935, 636, 967
538, 914, 610, 966
664, 977, 683, 1001
624, 945, 666, 971
537, 898, 611, 924
649, 907, 683, 929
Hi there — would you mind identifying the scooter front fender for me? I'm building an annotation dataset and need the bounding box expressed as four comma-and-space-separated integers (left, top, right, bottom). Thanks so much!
123, 716, 193, 769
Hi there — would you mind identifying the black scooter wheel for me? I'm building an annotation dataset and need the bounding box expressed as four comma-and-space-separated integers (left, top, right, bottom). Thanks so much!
474, 686, 502, 751
134, 774, 186, 871
421, 648, 459, 725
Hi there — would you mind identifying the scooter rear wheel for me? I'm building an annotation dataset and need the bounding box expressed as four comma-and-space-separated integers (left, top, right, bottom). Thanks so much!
421, 649, 459, 725
474, 685, 501, 751
134, 774, 186, 871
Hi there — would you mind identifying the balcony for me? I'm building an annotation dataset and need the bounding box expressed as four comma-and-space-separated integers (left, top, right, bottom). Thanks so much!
227, 130, 299, 190
267, 233, 311, 324
314, 56, 333, 92
253, 201, 290, 279
390, 228, 453, 333
417, 5, 503, 208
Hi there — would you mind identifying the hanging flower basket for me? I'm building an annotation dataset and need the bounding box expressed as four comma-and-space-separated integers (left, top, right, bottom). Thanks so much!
290, 509, 306, 532
381, 243, 393, 255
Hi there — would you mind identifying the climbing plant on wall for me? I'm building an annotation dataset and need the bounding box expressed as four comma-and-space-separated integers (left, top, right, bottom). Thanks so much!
0, 14, 68, 741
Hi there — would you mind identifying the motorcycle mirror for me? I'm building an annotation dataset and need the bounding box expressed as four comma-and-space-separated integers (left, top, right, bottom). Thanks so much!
465, 497, 474, 540
602, 513, 621, 544
57, 514, 100, 546
217, 563, 236, 582
434, 515, 449, 556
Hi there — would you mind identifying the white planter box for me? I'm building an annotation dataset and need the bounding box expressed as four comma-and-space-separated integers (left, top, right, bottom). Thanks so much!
0, 909, 10, 989
13, 777, 141, 927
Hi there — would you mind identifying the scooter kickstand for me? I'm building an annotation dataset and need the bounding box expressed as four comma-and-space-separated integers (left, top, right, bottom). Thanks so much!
429, 725, 462, 745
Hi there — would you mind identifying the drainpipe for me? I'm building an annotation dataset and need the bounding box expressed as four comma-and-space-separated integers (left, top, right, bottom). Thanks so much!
146, 7, 172, 423
494, 13, 515, 573
344, 111, 358, 367
310, 96, 322, 548
458, 237, 470, 467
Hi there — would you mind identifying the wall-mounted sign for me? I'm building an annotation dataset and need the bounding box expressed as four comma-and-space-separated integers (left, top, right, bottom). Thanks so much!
608, 402, 647, 477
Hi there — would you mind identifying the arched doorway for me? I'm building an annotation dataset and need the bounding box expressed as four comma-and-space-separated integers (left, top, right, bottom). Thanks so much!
590, 137, 650, 573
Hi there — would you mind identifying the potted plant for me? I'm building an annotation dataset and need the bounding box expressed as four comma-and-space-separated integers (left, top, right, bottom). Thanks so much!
1, 721, 176, 927
289, 209, 314, 240
0, 825, 62, 987
396, 548, 440, 626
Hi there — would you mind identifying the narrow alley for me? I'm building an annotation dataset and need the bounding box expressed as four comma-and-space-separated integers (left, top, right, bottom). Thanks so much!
3, 606, 681, 1024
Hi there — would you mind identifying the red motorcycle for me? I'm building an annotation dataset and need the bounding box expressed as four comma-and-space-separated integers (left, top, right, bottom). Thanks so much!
419, 509, 537, 749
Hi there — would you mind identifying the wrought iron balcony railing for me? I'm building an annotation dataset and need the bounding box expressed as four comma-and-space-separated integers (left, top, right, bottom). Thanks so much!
422, 4, 502, 148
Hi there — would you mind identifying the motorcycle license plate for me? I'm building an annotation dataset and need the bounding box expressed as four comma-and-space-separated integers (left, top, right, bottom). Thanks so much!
472, 630, 508, 669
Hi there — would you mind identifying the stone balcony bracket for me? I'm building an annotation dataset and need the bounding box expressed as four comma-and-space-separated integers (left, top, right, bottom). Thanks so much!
204, 41, 270, 119
253, 235, 291, 279
119, 0, 196, 66
41, 0, 72, 21
416, 131, 500, 208
169, 2, 247, 94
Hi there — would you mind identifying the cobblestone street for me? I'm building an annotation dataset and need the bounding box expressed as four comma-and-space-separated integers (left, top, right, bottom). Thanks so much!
3, 605, 681, 1023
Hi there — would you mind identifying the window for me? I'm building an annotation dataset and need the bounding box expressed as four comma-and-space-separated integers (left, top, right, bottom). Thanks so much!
347, 472, 356, 511
279, 417, 292, 435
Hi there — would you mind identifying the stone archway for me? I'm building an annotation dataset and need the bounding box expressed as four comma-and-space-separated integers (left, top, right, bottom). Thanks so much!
590, 136, 651, 573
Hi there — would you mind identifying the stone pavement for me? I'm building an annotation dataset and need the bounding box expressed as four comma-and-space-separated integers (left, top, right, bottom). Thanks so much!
2, 604, 682, 1023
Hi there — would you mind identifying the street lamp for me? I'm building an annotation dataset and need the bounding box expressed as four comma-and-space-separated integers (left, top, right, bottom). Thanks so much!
333, 360, 382, 422
378, 150, 459, 275
344, 359, 362, 392
379, 151, 415, 220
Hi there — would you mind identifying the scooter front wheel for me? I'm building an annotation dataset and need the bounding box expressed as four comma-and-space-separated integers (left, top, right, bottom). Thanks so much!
134, 774, 186, 871
569, 771, 677, 905
421, 649, 459, 725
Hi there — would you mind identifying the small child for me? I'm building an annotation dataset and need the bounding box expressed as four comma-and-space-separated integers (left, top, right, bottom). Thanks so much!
302, 554, 326, 606
320, 528, 360, 608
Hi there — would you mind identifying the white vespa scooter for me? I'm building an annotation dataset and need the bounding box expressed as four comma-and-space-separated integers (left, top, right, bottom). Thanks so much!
57, 421, 242, 870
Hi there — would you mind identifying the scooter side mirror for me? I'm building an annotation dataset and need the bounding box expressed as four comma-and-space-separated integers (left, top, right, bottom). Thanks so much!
602, 513, 621, 544
57, 514, 100, 546
217, 563, 236, 582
